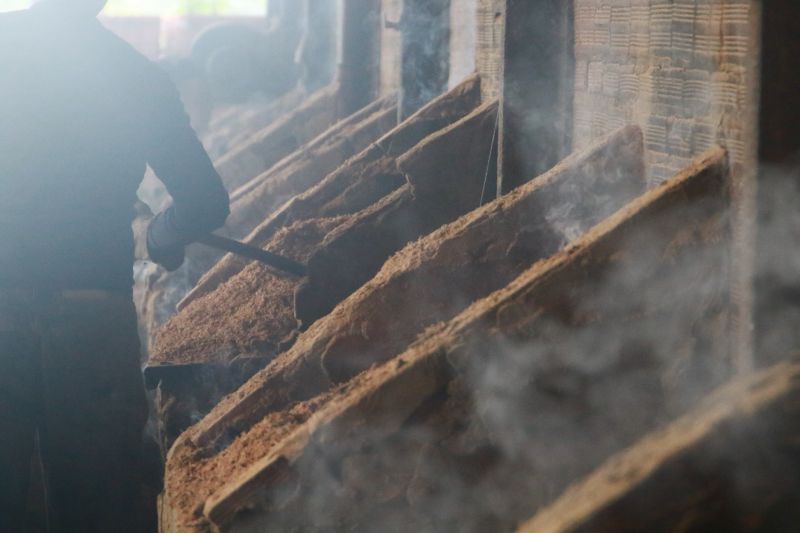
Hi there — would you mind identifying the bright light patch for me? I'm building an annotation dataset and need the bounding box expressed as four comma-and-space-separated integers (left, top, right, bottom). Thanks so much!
0, 0, 268, 16
0, 0, 30, 12
105, 0, 267, 16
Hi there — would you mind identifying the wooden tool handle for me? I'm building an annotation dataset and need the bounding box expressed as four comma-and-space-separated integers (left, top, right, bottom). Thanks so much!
197, 234, 307, 278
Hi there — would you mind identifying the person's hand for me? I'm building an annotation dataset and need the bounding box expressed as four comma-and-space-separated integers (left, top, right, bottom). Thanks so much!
145, 207, 187, 271
146, 236, 185, 271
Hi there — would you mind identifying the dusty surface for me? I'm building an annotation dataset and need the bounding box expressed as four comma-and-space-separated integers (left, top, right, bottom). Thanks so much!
138, 95, 397, 354
149, 85, 484, 458
224, 95, 399, 240
214, 84, 341, 191
163, 391, 338, 533
519, 361, 800, 533
181, 74, 483, 310
163, 146, 734, 532
188, 124, 643, 406
294, 100, 500, 326
317, 125, 645, 384
150, 217, 346, 368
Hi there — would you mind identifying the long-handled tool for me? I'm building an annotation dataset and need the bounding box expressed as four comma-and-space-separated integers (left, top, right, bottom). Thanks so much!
197, 233, 307, 278
144, 234, 306, 390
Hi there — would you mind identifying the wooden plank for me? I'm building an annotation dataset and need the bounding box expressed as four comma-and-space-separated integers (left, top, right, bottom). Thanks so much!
190, 147, 733, 530
178, 74, 483, 310
293, 100, 500, 326
518, 361, 800, 533
317, 125, 644, 384
186, 101, 500, 450
224, 94, 398, 240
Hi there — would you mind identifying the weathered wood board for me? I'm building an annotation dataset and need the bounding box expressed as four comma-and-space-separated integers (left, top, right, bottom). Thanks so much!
179, 74, 483, 310
161, 146, 733, 532
519, 361, 800, 533
223, 94, 398, 240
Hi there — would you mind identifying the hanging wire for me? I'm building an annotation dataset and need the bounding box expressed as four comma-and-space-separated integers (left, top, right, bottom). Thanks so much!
479, 109, 500, 207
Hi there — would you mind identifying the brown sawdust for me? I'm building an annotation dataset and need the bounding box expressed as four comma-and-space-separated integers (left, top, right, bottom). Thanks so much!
166, 389, 340, 526
169, 357, 407, 527
151, 216, 348, 366
179, 74, 482, 311
190, 123, 638, 434
165, 146, 731, 531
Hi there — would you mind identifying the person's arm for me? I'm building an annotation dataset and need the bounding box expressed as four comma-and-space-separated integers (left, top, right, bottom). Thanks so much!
145, 68, 230, 270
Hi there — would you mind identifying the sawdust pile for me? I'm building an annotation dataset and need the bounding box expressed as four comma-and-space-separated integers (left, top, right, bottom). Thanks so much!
295, 100, 500, 326
153, 95, 495, 373
137, 94, 396, 353
151, 217, 346, 367
224, 94, 399, 239
181, 74, 482, 310
163, 147, 733, 531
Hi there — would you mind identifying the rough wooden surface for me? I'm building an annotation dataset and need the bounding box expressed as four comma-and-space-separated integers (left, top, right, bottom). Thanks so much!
150, 218, 344, 368
213, 84, 341, 191
294, 100, 500, 326
179, 74, 483, 310
311, 125, 645, 386
519, 361, 800, 533
224, 94, 399, 240
161, 146, 732, 532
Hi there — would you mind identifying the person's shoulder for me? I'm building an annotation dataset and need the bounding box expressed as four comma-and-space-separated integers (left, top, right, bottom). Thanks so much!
95, 23, 173, 85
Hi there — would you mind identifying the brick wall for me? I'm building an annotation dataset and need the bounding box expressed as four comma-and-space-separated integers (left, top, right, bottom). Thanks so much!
475, 0, 505, 100
573, 1, 760, 184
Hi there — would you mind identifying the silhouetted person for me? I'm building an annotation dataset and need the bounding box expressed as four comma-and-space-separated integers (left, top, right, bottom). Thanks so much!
0, 1, 230, 531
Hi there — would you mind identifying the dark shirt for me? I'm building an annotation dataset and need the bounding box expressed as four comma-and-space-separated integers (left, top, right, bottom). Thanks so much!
0, 4, 230, 290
